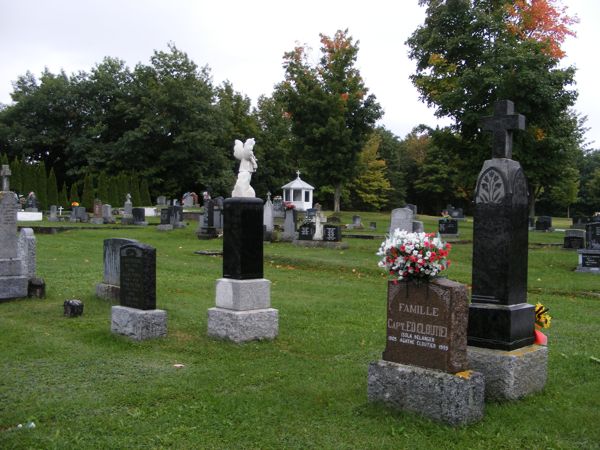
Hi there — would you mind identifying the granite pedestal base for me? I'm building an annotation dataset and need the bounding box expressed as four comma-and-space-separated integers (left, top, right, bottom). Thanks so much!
111, 305, 167, 341
467, 345, 547, 402
0, 275, 29, 300
208, 278, 278, 343
207, 307, 278, 343
121, 216, 134, 225
96, 282, 120, 301
90, 218, 104, 225
156, 224, 173, 231
367, 360, 485, 426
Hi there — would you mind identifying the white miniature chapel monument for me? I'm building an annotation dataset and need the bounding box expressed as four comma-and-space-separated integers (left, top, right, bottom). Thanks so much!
207, 138, 278, 342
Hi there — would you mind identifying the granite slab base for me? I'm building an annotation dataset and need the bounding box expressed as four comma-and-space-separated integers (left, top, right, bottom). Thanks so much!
0, 275, 29, 301
467, 345, 548, 402
215, 278, 271, 310
367, 360, 485, 426
111, 305, 167, 341
96, 282, 120, 301
90, 218, 104, 225
156, 224, 173, 231
207, 307, 278, 343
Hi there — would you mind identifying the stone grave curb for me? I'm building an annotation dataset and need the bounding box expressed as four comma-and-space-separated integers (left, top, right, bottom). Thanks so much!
111, 306, 167, 341
467, 345, 548, 402
367, 360, 485, 426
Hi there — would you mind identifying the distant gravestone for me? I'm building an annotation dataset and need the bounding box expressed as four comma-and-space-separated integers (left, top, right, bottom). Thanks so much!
446, 204, 465, 219
281, 209, 297, 241
272, 195, 284, 218
157, 208, 173, 231
48, 205, 59, 222
96, 238, 139, 300
171, 205, 186, 228
18, 228, 36, 279
323, 225, 341, 242
298, 223, 314, 240
439, 219, 459, 236
389, 208, 413, 235
182, 192, 195, 207
412, 221, 424, 233
156, 195, 167, 206
132, 207, 148, 226
121, 194, 134, 225
586, 222, 600, 249
102, 204, 115, 224
197, 199, 217, 239
24, 192, 38, 212
563, 229, 585, 249
571, 216, 590, 230
535, 216, 552, 231
576, 222, 600, 273
90, 199, 104, 224
352, 215, 363, 229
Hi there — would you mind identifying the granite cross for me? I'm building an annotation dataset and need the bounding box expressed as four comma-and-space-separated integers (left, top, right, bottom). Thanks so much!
1, 164, 11, 191
481, 100, 526, 159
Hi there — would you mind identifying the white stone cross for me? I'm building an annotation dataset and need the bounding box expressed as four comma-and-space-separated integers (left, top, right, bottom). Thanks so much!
58, 206, 64, 216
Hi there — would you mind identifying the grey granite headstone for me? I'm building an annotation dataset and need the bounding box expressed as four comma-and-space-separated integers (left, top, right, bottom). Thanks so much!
76, 206, 88, 223
281, 209, 297, 241
0, 168, 29, 300
18, 228, 36, 279
48, 205, 59, 222
95, 238, 138, 300
102, 204, 115, 224
156, 195, 167, 206
389, 207, 414, 234
412, 221, 424, 233
121, 194, 134, 225
90, 199, 104, 224
263, 196, 274, 232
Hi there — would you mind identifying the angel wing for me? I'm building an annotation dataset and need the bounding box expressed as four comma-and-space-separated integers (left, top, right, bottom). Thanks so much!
233, 139, 244, 160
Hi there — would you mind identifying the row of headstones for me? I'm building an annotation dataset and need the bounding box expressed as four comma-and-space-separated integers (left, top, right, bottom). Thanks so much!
1, 165, 44, 301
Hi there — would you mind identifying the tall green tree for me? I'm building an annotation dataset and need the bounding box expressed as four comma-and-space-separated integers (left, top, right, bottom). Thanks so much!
9, 156, 22, 194
96, 172, 109, 203
69, 182, 80, 204
406, 0, 583, 215
47, 167, 59, 206
81, 174, 95, 210
58, 182, 69, 207
139, 178, 152, 206
350, 133, 392, 211
279, 29, 382, 211
35, 163, 47, 209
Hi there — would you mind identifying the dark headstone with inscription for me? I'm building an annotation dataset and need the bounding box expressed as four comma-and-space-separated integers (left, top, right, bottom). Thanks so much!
298, 223, 314, 240
119, 243, 156, 310
323, 225, 341, 242
576, 223, 600, 274
382, 279, 468, 373
222, 197, 263, 279
468, 100, 535, 351
586, 222, 600, 249
563, 229, 585, 250
438, 219, 458, 236
132, 207, 147, 226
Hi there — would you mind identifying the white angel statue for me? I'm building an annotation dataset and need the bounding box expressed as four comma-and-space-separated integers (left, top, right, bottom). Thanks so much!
231, 138, 258, 197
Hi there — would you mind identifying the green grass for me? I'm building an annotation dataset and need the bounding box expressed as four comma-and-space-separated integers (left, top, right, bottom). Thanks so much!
1, 211, 599, 449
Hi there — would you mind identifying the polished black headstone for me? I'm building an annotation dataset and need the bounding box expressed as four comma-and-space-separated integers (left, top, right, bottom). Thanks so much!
160, 208, 171, 225
323, 225, 341, 242
563, 236, 584, 249
222, 197, 263, 279
468, 100, 534, 351
119, 242, 156, 310
298, 223, 315, 240
586, 223, 600, 249
438, 219, 458, 235
132, 207, 146, 224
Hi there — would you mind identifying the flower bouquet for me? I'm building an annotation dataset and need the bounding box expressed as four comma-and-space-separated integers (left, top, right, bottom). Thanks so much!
534, 302, 551, 345
377, 230, 451, 282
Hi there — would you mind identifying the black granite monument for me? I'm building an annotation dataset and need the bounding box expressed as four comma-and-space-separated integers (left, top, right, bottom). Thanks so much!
222, 197, 263, 279
468, 100, 535, 351
119, 242, 156, 310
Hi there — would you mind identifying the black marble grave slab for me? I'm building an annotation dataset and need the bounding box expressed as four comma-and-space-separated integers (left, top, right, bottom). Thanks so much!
119, 243, 156, 310
222, 197, 263, 279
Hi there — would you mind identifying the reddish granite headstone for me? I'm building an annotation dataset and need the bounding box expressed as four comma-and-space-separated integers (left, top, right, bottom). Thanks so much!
382, 278, 468, 373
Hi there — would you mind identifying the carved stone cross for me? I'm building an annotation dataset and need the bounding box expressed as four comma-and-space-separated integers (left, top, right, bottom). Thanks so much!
1, 164, 11, 191
481, 100, 526, 159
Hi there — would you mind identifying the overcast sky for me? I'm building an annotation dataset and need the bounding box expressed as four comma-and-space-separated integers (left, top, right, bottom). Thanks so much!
1, 0, 599, 147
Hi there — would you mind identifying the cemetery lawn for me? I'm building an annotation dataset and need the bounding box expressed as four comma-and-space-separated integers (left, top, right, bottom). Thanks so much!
1, 213, 599, 449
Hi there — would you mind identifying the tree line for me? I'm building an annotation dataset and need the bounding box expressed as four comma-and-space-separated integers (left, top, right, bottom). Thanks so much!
0, 1, 598, 216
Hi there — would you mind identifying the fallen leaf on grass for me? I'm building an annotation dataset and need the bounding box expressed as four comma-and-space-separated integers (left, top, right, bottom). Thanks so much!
173, 363, 185, 369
